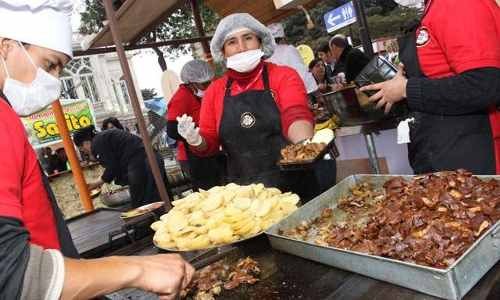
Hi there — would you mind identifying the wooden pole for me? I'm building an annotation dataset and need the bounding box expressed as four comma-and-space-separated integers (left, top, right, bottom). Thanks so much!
51, 100, 94, 212
103, 0, 172, 210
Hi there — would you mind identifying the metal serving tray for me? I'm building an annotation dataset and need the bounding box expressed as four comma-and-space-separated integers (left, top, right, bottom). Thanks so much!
266, 174, 500, 300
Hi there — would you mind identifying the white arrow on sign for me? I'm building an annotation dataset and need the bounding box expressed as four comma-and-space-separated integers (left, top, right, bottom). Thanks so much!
327, 13, 341, 26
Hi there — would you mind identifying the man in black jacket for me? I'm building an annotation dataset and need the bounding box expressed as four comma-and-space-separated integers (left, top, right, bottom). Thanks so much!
73, 126, 167, 208
316, 42, 336, 83
329, 34, 371, 83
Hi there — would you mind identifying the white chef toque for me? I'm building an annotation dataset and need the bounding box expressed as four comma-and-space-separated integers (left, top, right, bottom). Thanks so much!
0, 0, 74, 58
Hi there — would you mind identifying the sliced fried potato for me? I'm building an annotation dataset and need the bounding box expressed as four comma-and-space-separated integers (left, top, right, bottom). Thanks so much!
208, 185, 224, 194
233, 197, 252, 210
165, 211, 188, 233
188, 210, 206, 225
252, 183, 265, 197
208, 225, 233, 244
235, 185, 254, 198
150, 221, 163, 231
266, 187, 282, 197
154, 183, 299, 250
188, 235, 211, 250
281, 194, 300, 205
235, 220, 255, 235
224, 206, 243, 217
201, 194, 223, 212
256, 200, 273, 217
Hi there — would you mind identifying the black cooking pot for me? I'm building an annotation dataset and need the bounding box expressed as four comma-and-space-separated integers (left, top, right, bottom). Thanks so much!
323, 85, 385, 126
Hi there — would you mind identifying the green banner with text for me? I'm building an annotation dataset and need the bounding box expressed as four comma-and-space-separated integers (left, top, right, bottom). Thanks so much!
21, 99, 96, 148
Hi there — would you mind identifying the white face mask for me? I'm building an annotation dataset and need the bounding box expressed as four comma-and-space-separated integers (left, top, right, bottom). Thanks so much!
195, 88, 205, 98
393, 0, 424, 7
226, 49, 264, 73
2, 42, 62, 117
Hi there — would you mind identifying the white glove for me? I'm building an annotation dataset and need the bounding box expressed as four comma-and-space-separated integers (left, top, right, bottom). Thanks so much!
176, 114, 202, 146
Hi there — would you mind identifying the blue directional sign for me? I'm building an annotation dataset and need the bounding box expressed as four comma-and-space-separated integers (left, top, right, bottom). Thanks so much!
323, 1, 357, 33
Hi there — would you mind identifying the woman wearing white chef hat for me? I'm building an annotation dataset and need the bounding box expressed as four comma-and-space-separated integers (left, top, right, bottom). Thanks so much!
0, 1, 193, 299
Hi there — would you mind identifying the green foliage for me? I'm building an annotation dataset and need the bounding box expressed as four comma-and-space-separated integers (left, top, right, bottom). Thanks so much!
283, 0, 418, 52
79, 0, 220, 69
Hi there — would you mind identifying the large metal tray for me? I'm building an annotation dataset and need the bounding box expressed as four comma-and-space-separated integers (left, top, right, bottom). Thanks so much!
266, 174, 500, 300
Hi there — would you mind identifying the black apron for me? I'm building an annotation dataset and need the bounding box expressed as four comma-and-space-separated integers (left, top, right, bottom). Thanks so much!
219, 65, 285, 188
397, 2, 495, 175
183, 92, 225, 191
185, 148, 225, 190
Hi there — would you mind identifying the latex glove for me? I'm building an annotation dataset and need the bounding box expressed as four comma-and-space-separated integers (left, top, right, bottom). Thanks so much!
176, 114, 202, 146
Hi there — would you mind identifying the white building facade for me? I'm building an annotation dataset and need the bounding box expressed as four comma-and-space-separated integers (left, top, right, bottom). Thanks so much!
61, 35, 146, 129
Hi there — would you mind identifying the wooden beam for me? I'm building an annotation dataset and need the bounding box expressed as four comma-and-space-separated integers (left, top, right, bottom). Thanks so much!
103, 0, 172, 210
74, 36, 213, 57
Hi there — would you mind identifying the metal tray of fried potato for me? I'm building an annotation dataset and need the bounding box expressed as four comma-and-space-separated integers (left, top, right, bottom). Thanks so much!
153, 232, 263, 252
152, 183, 301, 252
266, 174, 500, 300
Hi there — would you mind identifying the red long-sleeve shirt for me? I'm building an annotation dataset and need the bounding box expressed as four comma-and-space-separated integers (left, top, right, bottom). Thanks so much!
0, 98, 60, 250
195, 62, 313, 156
167, 84, 201, 161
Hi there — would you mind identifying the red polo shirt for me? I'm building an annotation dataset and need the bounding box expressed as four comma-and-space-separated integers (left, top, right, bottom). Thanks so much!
417, 0, 500, 78
167, 84, 201, 161
196, 62, 313, 156
0, 98, 60, 250
417, 0, 500, 173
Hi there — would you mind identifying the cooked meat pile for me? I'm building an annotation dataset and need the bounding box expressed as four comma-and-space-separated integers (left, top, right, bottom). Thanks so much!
281, 170, 500, 268
280, 142, 326, 163
182, 257, 261, 300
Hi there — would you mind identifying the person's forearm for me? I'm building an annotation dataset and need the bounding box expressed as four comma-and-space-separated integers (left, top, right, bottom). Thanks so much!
287, 120, 314, 143
406, 67, 500, 115
61, 256, 141, 300
166, 121, 183, 140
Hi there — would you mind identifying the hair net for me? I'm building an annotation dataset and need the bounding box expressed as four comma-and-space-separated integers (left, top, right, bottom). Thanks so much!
267, 23, 285, 39
180, 59, 215, 83
210, 13, 276, 63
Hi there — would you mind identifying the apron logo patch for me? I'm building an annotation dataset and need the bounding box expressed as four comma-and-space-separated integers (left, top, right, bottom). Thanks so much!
240, 112, 256, 128
416, 28, 430, 47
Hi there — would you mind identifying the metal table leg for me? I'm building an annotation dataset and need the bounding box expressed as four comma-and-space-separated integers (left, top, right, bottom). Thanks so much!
364, 133, 381, 174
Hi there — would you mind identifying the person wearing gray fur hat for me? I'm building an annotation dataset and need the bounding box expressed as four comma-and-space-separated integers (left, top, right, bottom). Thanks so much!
177, 13, 317, 198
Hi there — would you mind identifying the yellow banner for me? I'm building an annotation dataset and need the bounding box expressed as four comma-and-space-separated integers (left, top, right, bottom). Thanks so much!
22, 99, 96, 148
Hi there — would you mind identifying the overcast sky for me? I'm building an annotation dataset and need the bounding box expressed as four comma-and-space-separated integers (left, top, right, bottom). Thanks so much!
71, 0, 192, 96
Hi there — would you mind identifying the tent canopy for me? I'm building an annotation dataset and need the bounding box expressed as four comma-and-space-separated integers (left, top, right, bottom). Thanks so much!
84, 0, 320, 50
205, 0, 321, 25
85, 0, 183, 49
